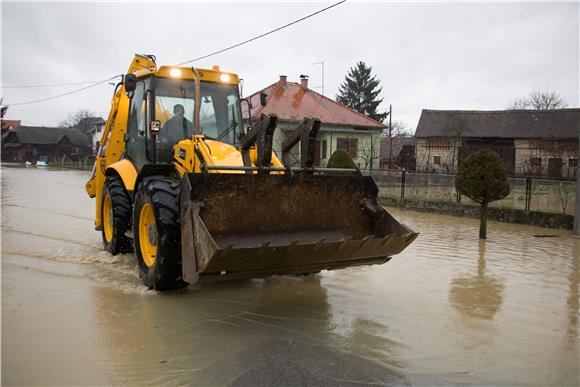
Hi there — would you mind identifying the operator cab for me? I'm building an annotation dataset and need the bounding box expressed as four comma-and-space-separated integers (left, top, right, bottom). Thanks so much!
124, 67, 244, 167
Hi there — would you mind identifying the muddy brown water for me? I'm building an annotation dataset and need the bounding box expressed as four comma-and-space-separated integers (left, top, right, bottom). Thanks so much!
1, 165, 578, 386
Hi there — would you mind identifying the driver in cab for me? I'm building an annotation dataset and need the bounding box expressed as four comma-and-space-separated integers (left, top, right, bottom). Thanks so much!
162, 104, 193, 145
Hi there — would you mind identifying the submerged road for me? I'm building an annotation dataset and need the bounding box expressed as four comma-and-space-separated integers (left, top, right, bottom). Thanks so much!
1, 165, 578, 386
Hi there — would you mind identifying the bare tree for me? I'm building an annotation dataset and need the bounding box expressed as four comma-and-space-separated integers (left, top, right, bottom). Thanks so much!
59, 109, 95, 128
358, 146, 374, 172
382, 120, 411, 138
507, 91, 568, 110
557, 181, 574, 215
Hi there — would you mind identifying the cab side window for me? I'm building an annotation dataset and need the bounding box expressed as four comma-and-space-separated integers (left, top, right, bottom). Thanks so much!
126, 81, 148, 168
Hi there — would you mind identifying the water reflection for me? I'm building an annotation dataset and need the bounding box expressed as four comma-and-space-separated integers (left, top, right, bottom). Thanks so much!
566, 240, 579, 349
3, 166, 578, 386
449, 240, 505, 320
91, 276, 409, 385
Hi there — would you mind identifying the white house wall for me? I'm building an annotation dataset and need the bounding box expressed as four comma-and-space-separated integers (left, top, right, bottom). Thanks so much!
272, 121, 381, 170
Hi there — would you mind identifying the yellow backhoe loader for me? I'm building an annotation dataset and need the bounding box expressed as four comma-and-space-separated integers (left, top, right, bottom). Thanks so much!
86, 54, 418, 290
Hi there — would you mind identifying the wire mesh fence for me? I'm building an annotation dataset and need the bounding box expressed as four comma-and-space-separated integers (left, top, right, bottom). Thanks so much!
51, 157, 94, 171
370, 170, 577, 216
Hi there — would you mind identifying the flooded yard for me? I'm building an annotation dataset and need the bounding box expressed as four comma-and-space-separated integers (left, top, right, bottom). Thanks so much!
2, 166, 578, 386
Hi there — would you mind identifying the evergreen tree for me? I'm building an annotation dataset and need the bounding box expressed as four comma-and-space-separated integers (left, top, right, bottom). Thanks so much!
336, 61, 387, 122
455, 149, 510, 239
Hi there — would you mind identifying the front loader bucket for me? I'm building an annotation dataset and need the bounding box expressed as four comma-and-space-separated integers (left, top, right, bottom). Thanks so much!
180, 173, 418, 284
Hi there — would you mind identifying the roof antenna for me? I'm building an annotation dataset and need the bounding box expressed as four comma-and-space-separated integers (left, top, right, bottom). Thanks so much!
312, 61, 324, 96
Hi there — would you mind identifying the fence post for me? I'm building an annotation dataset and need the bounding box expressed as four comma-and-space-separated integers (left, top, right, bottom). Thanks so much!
400, 170, 406, 200
525, 177, 532, 212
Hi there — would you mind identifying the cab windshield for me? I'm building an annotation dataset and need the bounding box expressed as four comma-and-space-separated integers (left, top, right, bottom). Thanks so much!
154, 77, 242, 155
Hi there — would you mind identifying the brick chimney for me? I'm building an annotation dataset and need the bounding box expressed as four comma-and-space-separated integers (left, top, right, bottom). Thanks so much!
300, 74, 309, 90
279, 75, 287, 86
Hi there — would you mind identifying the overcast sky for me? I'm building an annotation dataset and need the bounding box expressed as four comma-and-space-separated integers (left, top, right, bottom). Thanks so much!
1, 1, 578, 132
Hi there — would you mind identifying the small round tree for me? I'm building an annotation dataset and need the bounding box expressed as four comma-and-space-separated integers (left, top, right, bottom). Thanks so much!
327, 149, 357, 169
455, 149, 510, 239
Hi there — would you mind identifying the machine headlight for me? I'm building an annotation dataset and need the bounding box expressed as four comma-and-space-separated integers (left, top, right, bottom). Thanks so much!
220, 73, 231, 82
169, 68, 182, 78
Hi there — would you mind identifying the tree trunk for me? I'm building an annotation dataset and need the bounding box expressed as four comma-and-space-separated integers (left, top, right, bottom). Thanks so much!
479, 203, 488, 239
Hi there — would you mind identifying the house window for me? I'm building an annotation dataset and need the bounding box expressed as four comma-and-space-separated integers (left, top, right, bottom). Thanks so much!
322, 140, 327, 159
530, 157, 542, 167
433, 155, 441, 165
337, 137, 358, 159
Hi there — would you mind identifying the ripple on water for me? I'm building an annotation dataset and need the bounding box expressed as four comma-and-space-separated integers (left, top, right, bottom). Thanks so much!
2, 167, 578, 386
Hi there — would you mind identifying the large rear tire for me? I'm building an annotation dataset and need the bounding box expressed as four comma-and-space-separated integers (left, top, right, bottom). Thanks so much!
133, 177, 186, 291
102, 175, 133, 254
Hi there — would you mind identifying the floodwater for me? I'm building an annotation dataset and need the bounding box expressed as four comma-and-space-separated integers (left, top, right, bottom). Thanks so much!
1, 165, 578, 386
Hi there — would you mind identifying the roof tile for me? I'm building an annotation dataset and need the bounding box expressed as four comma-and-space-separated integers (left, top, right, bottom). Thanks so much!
243, 81, 386, 129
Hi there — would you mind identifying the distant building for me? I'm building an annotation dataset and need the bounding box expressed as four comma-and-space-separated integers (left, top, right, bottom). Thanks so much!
243, 76, 385, 170
1, 119, 20, 135
76, 117, 106, 153
380, 135, 416, 171
415, 109, 579, 178
1, 126, 92, 162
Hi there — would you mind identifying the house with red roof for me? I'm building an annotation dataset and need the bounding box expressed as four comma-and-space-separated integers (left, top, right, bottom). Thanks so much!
243, 75, 386, 170
1, 119, 20, 135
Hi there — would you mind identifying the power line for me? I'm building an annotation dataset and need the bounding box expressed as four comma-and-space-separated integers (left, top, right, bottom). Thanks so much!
9, 108, 109, 115
175, 0, 346, 66
1, 80, 108, 89
4, 76, 121, 107
4, 1, 346, 107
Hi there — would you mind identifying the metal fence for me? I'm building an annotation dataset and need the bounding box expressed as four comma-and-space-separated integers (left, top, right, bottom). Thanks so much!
51, 158, 94, 171
370, 170, 577, 216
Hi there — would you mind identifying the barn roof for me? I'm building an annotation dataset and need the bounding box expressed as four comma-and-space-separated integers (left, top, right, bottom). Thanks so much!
76, 117, 106, 132
1, 126, 91, 146
415, 109, 580, 139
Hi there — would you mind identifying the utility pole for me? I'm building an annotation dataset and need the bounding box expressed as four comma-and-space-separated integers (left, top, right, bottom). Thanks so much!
574, 135, 579, 236
388, 104, 392, 165
312, 61, 325, 96
0, 98, 7, 119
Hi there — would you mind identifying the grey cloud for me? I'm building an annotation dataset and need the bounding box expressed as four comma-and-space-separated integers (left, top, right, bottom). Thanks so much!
2, 1, 578, 130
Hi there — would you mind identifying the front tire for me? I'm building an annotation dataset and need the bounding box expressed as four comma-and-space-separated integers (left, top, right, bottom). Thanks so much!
133, 177, 185, 291
102, 175, 133, 254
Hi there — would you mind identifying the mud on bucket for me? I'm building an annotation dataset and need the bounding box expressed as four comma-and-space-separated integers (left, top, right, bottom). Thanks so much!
179, 173, 418, 284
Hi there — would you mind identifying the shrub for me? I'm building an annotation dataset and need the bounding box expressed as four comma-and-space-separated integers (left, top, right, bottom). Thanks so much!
456, 149, 510, 239
326, 149, 357, 169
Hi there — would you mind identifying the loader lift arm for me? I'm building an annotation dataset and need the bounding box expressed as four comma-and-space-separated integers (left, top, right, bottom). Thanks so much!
239, 113, 278, 173
281, 117, 321, 171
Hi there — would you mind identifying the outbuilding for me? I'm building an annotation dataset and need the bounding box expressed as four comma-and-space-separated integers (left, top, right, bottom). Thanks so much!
414, 109, 579, 178
1, 126, 92, 162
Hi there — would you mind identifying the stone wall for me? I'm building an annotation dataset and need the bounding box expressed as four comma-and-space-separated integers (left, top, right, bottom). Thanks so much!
380, 196, 574, 229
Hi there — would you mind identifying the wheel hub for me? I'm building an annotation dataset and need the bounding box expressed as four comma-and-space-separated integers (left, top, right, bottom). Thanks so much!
108, 206, 113, 229
147, 223, 156, 246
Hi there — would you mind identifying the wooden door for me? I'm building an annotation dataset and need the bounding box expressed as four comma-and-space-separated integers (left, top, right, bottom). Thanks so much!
547, 158, 562, 177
